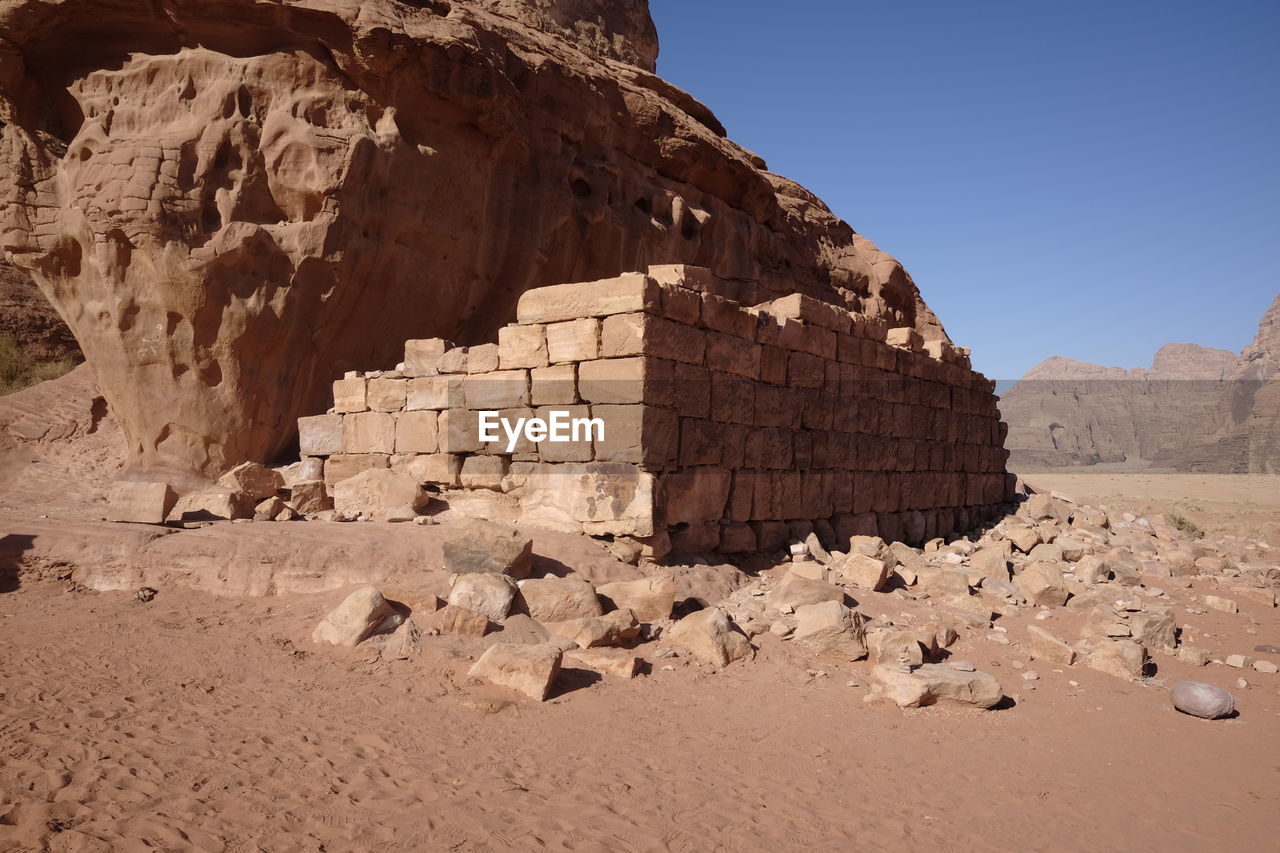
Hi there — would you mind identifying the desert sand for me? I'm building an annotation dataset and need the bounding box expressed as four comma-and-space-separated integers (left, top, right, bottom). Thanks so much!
3, 480, 1279, 850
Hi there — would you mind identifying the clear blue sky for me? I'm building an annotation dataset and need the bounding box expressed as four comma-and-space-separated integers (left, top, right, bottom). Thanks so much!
650, 0, 1280, 379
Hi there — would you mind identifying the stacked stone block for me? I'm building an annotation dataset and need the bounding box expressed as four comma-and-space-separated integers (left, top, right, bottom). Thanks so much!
298, 265, 1014, 552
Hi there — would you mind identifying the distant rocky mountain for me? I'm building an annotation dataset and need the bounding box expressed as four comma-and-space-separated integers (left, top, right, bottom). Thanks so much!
1001, 293, 1280, 473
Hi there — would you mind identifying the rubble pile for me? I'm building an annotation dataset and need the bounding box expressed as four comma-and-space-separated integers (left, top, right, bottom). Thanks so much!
311, 488, 1279, 712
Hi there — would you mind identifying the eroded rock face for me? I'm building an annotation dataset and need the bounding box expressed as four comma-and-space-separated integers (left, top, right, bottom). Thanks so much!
0, 0, 949, 481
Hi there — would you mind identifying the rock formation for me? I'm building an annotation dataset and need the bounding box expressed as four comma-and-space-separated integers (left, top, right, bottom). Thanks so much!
0, 0, 950, 484
1001, 293, 1280, 472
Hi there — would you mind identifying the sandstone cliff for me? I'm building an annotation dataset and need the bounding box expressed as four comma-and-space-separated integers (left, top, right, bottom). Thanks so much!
1002, 293, 1280, 473
0, 0, 951, 484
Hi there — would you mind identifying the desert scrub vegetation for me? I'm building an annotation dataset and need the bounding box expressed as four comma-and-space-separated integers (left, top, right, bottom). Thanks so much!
1163, 511, 1206, 539
0, 333, 76, 395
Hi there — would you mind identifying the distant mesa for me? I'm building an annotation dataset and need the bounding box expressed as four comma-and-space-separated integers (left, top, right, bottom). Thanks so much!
1001, 293, 1280, 473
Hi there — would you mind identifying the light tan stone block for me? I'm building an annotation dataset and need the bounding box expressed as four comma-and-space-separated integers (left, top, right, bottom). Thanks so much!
764, 293, 852, 333
367, 377, 407, 412
343, 411, 395, 454
404, 338, 449, 376
546, 317, 600, 363
463, 370, 530, 410
591, 404, 677, 466
600, 312, 706, 365
406, 375, 457, 411
466, 343, 500, 374
506, 461, 655, 538
516, 273, 659, 324
438, 409, 482, 453
323, 453, 389, 487
107, 481, 177, 524
460, 454, 509, 490
499, 324, 549, 369
391, 452, 462, 486
886, 327, 924, 352
298, 414, 344, 456
578, 356, 672, 405
333, 377, 367, 413
531, 363, 577, 406
533, 405, 596, 462
394, 410, 439, 453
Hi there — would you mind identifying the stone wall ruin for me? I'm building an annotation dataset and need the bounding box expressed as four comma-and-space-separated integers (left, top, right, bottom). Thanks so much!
298, 265, 1015, 554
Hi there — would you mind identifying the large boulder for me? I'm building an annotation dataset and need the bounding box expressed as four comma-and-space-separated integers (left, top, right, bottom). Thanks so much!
595, 575, 675, 622
312, 586, 393, 647
447, 572, 518, 622
217, 462, 284, 501
516, 577, 603, 623
468, 642, 563, 701
1089, 639, 1148, 681
1014, 562, 1070, 607
332, 468, 428, 521
0, 0, 951, 481
1170, 680, 1235, 720
668, 607, 752, 668
443, 521, 534, 579
868, 663, 1003, 709
792, 600, 868, 660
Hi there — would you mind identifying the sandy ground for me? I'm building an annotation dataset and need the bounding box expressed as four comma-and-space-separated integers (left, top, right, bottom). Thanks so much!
2, 525, 1279, 851
1018, 472, 1280, 543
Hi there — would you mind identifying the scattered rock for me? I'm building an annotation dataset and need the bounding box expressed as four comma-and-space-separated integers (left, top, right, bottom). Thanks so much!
545, 609, 640, 649
448, 573, 518, 622
498, 613, 551, 645
1224, 654, 1254, 669
668, 607, 753, 668
170, 488, 255, 521
1170, 680, 1235, 719
565, 648, 641, 679
217, 461, 285, 501
517, 577, 603, 622
1088, 639, 1148, 681
106, 481, 177, 524
867, 663, 1003, 709
767, 572, 847, 610
867, 629, 938, 667
1014, 562, 1070, 607
1177, 646, 1210, 666
332, 468, 428, 521
443, 521, 534, 579
792, 600, 868, 661
595, 575, 676, 622
387, 617, 423, 660
254, 496, 288, 521
312, 586, 392, 647
1129, 608, 1178, 653
468, 642, 563, 701
1027, 625, 1076, 666
1252, 660, 1278, 674
1203, 595, 1238, 614
834, 553, 892, 591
